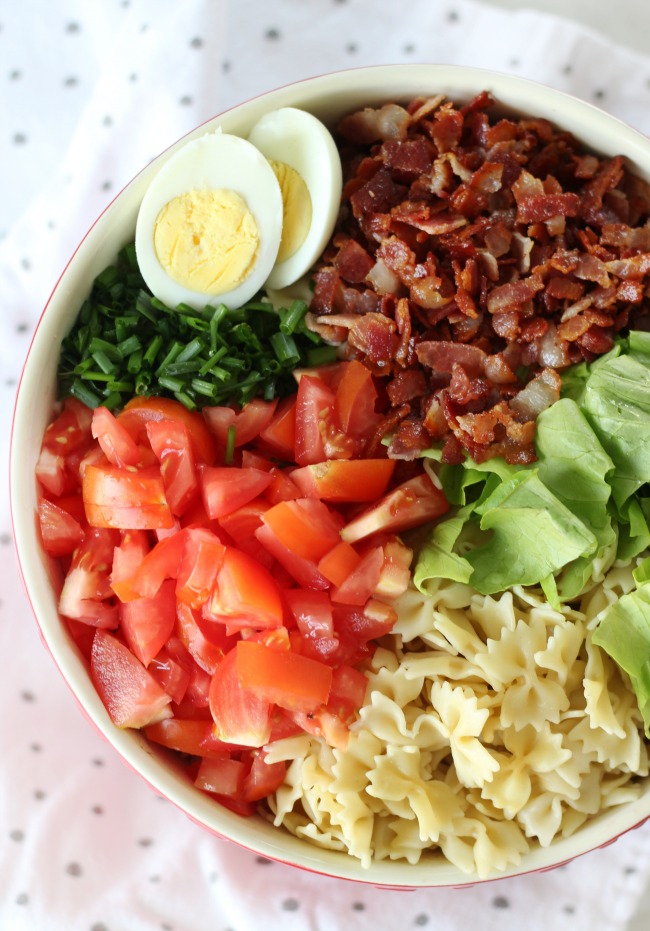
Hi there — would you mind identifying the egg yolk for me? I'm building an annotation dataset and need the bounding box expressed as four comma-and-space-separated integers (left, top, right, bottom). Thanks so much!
269, 160, 312, 262
153, 189, 259, 295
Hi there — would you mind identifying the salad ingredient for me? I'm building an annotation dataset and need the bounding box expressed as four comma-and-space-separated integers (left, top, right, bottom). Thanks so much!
268, 576, 649, 877
310, 92, 650, 465
248, 107, 343, 289
57, 243, 328, 413
135, 131, 283, 311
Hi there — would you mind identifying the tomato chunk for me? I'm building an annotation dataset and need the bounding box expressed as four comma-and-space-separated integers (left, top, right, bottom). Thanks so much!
203, 399, 278, 449
92, 406, 142, 468
341, 472, 449, 542
236, 640, 333, 712
38, 498, 85, 557
291, 458, 395, 503
119, 397, 217, 464
242, 749, 287, 802
207, 546, 284, 631
120, 578, 177, 667
200, 465, 273, 520
90, 629, 172, 728
176, 528, 225, 609
258, 395, 296, 459
83, 464, 174, 530
147, 419, 199, 516
209, 648, 272, 747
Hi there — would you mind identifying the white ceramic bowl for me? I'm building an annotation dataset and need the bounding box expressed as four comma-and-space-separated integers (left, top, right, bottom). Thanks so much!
10, 63, 650, 888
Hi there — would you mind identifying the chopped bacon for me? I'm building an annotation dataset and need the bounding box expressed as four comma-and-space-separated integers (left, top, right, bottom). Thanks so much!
306, 92, 650, 463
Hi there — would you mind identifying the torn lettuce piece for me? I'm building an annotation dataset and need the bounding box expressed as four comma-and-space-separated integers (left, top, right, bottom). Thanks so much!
592, 584, 650, 737
465, 470, 598, 595
413, 505, 474, 589
582, 354, 650, 508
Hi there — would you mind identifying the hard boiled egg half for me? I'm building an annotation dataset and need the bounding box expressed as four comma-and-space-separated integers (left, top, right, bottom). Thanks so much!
135, 109, 342, 311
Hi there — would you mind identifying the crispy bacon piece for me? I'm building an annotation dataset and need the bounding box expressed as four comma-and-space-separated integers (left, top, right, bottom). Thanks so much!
308, 92, 650, 463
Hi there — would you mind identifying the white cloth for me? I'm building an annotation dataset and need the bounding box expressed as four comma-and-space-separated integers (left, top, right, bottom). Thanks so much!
2, 1, 650, 929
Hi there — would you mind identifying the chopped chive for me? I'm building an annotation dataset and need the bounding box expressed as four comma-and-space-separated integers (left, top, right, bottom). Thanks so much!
225, 425, 236, 465
198, 346, 228, 375
271, 332, 300, 364
155, 341, 183, 376
143, 334, 163, 366
173, 390, 196, 411
163, 360, 203, 376
118, 335, 141, 357
103, 391, 123, 410
127, 350, 143, 373
91, 350, 117, 375
191, 378, 219, 398
279, 300, 308, 335
307, 345, 339, 366
175, 337, 204, 363
89, 337, 121, 361
106, 380, 134, 393
70, 379, 102, 407
159, 375, 185, 393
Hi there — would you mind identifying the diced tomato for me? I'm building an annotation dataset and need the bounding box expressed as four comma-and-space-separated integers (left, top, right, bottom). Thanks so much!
330, 544, 384, 606
175, 527, 225, 609
146, 419, 199, 516
241, 749, 287, 802
334, 359, 380, 440
195, 755, 247, 798
374, 536, 413, 599
284, 589, 334, 639
331, 599, 397, 665
260, 498, 343, 564
317, 540, 361, 588
38, 498, 85, 557
42, 397, 93, 454
293, 374, 336, 466
184, 663, 213, 709
217, 499, 274, 570
92, 406, 142, 468
327, 664, 369, 721
148, 643, 191, 704
90, 629, 172, 728
207, 546, 284, 631
83, 463, 174, 530
209, 648, 272, 747
258, 395, 296, 460
35, 446, 71, 497
120, 578, 177, 667
240, 449, 274, 471
291, 458, 395, 503
200, 465, 273, 519
48, 492, 87, 525
130, 530, 187, 599
203, 399, 278, 449
58, 527, 120, 627
119, 397, 217, 464
341, 472, 449, 542
288, 708, 349, 750
264, 468, 301, 504
236, 639, 333, 712
144, 718, 229, 758
111, 530, 150, 602
176, 602, 227, 674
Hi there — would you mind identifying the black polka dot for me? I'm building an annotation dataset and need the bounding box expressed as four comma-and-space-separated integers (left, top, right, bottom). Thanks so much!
414, 916, 429, 927
447, 10, 460, 22
255, 856, 272, 865
352, 902, 365, 911
161, 924, 173, 931
563, 64, 573, 75
34, 789, 46, 800
16, 893, 29, 906
282, 898, 300, 911
138, 837, 154, 847
149, 874, 160, 883
345, 42, 358, 53
13, 133, 27, 145
92, 804, 104, 815
30, 741, 42, 751
91, 923, 108, 931
493, 896, 510, 909
9, 829, 24, 842
21, 689, 35, 701
624, 865, 637, 874
4, 377, 16, 387
509, 58, 520, 68
564, 905, 575, 915
129, 73, 138, 83
21, 257, 31, 271
403, 44, 415, 54
179, 95, 193, 106
63, 76, 79, 88
0, 532, 12, 543
265, 28, 280, 40
594, 89, 606, 100
102, 115, 113, 127
190, 37, 203, 49
66, 22, 80, 33
222, 61, 231, 73
101, 181, 112, 192
66, 862, 83, 877
9, 69, 22, 80
47, 220, 56, 229
92, 758, 105, 767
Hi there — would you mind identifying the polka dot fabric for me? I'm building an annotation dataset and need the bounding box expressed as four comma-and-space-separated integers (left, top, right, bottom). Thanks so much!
2, 1, 650, 929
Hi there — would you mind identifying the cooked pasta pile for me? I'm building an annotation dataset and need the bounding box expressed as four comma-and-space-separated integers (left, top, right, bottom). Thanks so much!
263, 565, 649, 877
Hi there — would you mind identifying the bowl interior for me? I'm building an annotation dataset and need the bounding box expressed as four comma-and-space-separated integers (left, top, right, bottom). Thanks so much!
10, 63, 650, 887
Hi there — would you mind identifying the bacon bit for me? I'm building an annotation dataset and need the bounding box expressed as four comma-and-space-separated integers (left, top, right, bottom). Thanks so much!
333, 239, 375, 284
307, 93, 650, 464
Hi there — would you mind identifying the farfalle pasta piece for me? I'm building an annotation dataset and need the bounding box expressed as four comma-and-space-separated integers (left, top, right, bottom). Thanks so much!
429, 681, 499, 788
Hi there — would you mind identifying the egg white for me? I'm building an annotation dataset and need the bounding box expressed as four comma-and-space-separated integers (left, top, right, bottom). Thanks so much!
247, 108, 342, 290
135, 131, 284, 311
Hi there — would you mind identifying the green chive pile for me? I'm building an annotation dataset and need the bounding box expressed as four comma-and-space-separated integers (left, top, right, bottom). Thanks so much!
58, 243, 335, 412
